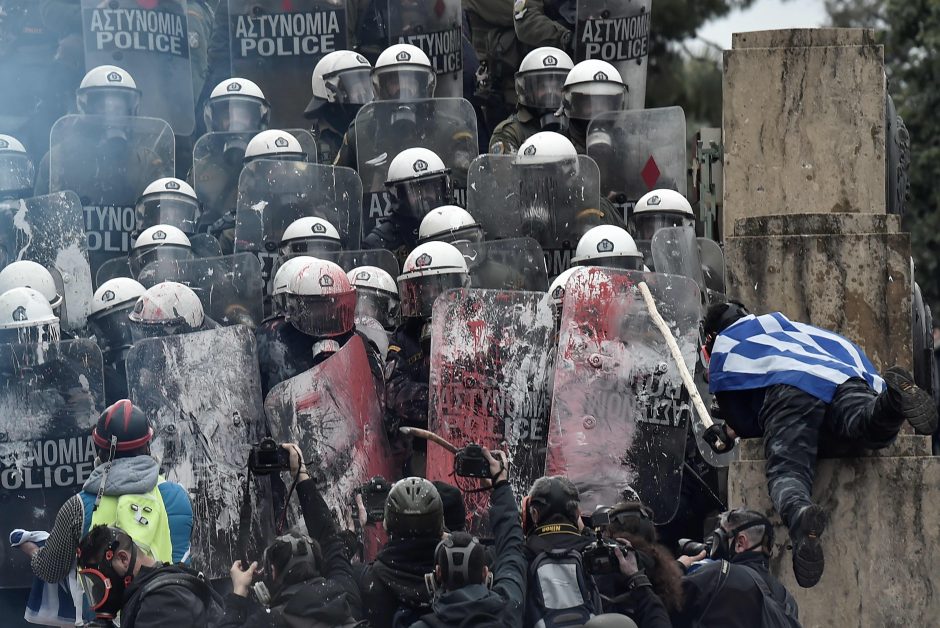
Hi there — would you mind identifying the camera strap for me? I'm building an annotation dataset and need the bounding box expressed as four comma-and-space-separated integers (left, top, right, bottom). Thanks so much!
237, 465, 254, 564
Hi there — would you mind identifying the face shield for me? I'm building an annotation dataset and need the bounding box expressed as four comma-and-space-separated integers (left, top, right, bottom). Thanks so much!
129, 316, 199, 342
388, 172, 452, 220
327, 68, 375, 105
399, 271, 468, 319
631, 211, 695, 242
0, 320, 60, 348
372, 66, 436, 101
129, 244, 193, 277
577, 254, 645, 271
517, 69, 568, 113
77, 87, 141, 117
135, 193, 200, 235
88, 304, 136, 360
285, 291, 356, 337
0, 153, 34, 200
204, 95, 271, 133
354, 287, 401, 331
421, 224, 485, 247
563, 82, 625, 121
278, 237, 343, 262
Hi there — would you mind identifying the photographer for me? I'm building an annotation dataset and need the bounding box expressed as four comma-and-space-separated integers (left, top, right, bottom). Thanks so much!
412, 449, 527, 627
670, 509, 800, 628
220, 444, 365, 627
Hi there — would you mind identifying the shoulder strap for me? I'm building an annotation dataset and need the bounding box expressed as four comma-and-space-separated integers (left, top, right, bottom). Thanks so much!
696, 560, 731, 624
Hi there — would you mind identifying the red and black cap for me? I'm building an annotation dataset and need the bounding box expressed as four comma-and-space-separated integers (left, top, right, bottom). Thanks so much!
92, 399, 153, 451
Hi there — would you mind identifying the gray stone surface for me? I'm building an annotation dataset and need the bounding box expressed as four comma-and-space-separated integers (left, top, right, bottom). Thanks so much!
724, 232, 911, 372
732, 28, 878, 49
729, 436, 940, 627
722, 43, 886, 238
733, 213, 901, 237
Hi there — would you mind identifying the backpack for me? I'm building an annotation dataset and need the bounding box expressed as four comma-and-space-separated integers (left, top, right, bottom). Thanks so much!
738, 565, 802, 628
120, 564, 223, 628
525, 547, 602, 628
419, 609, 505, 628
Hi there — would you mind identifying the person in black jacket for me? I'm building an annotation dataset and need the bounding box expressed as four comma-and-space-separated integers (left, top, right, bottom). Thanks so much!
670, 508, 799, 628
75, 525, 222, 628
220, 444, 365, 628
412, 449, 527, 628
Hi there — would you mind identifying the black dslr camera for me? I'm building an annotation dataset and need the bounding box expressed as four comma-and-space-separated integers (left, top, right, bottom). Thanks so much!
248, 437, 290, 475
355, 476, 391, 523
678, 537, 713, 557
454, 443, 490, 478
582, 536, 623, 576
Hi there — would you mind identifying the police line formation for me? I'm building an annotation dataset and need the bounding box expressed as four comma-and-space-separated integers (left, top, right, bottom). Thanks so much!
0, 3, 937, 628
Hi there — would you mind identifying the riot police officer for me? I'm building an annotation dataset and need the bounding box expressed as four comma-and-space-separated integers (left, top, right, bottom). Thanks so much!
305, 51, 375, 164
559, 59, 626, 153
88, 277, 147, 404
203, 77, 271, 133
572, 225, 645, 271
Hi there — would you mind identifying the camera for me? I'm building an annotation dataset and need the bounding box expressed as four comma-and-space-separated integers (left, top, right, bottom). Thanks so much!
355, 476, 391, 523
582, 537, 623, 576
678, 537, 713, 557
248, 437, 290, 475
454, 443, 491, 478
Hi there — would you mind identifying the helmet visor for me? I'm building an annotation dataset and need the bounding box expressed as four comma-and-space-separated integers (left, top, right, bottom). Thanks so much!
372, 66, 436, 100
631, 212, 695, 242
354, 287, 401, 330
278, 237, 343, 260
135, 194, 200, 234
388, 174, 452, 220
129, 317, 193, 342
564, 86, 625, 120
516, 70, 568, 111
0, 154, 34, 198
577, 254, 645, 271
419, 224, 484, 246
204, 95, 270, 132
88, 304, 136, 356
399, 272, 468, 319
327, 68, 375, 105
285, 291, 356, 337
130, 244, 193, 277
77, 88, 141, 117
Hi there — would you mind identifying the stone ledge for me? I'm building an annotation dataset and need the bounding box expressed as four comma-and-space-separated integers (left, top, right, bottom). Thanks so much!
732, 28, 879, 50
737, 434, 932, 461
732, 213, 901, 237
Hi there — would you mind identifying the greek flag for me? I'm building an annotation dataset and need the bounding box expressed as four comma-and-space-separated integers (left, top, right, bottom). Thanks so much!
708, 313, 885, 403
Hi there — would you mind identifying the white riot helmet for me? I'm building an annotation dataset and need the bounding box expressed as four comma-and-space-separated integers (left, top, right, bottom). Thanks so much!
136, 177, 201, 235
0, 134, 34, 199
0, 287, 60, 345
572, 225, 644, 270
204, 78, 271, 132
88, 277, 146, 358
324, 51, 375, 106
631, 189, 695, 241
348, 266, 400, 331
279, 217, 343, 260
548, 267, 577, 309
271, 255, 317, 316
385, 148, 452, 220
516, 131, 578, 166
516, 47, 574, 124
130, 225, 193, 276
128, 281, 205, 339
76, 65, 141, 117
562, 60, 625, 123
418, 205, 484, 245
284, 258, 357, 338
0, 261, 62, 311
244, 130, 306, 163
398, 242, 469, 319
372, 44, 436, 100
305, 51, 346, 117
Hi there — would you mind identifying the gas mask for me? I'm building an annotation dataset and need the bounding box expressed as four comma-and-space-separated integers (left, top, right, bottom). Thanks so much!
77, 536, 139, 621
707, 516, 773, 561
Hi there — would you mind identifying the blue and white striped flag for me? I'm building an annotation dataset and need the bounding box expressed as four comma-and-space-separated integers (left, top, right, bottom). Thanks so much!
708, 312, 885, 403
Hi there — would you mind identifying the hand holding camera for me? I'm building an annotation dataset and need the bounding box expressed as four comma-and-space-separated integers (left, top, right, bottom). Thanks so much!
229, 560, 260, 598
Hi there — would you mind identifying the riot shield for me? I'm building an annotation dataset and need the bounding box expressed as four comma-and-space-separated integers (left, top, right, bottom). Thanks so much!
234, 160, 362, 301
192, 129, 318, 230
81, 0, 195, 136
0, 340, 104, 588
93, 233, 221, 288
388, 0, 463, 98
547, 267, 699, 523
427, 289, 554, 533
651, 226, 706, 303
454, 238, 549, 292
138, 253, 264, 328
575, 0, 651, 111
0, 192, 94, 331
49, 114, 174, 277
586, 107, 686, 217
264, 335, 394, 543
466, 154, 604, 279
228, 0, 348, 129
354, 98, 477, 237
126, 325, 271, 578
319, 249, 400, 277
698, 237, 726, 304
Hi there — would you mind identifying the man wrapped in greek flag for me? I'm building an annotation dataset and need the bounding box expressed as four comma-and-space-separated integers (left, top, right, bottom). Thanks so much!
702, 302, 937, 590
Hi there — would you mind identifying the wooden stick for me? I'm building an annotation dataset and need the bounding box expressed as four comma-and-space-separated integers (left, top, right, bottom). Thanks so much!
399, 426, 460, 454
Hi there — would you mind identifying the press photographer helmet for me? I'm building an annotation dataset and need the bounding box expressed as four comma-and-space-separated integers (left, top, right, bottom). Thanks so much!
258, 533, 322, 601
385, 477, 444, 539
426, 532, 489, 595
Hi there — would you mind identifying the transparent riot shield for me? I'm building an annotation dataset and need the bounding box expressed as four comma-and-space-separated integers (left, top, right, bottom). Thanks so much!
651, 226, 706, 302
354, 98, 477, 238
454, 238, 549, 292
264, 335, 393, 545
466, 154, 606, 280
81, 0, 195, 136
547, 267, 699, 523
93, 233, 221, 289
319, 249, 400, 277
698, 237, 726, 305
126, 325, 271, 578
192, 129, 318, 230
234, 161, 361, 302
228, 0, 349, 129
575, 0, 651, 111
0, 192, 94, 331
0, 340, 104, 588
138, 253, 264, 328
49, 114, 174, 277
388, 0, 463, 98
586, 107, 686, 217
427, 289, 554, 534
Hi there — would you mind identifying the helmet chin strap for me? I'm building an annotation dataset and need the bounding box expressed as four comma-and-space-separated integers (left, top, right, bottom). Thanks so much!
93, 435, 118, 512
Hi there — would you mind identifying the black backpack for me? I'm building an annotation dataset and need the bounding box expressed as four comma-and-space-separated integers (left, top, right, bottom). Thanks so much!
120, 564, 223, 627
418, 609, 504, 628
524, 547, 602, 628
738, 564, 802, 628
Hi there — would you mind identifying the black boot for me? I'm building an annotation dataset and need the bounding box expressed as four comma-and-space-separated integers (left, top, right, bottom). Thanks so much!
791, 504, 828, 588
878, 367, 938, 435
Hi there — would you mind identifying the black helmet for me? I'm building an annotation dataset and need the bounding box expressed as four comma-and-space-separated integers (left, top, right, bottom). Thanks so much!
702, 300, 750, 351
433, 532, 486, 590
92, 399, 153, 453
263, 533, 321, 593
384, 477, 443, 538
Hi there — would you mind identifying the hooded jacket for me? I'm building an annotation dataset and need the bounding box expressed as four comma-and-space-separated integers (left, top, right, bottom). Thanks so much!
121, 562, 224, 628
